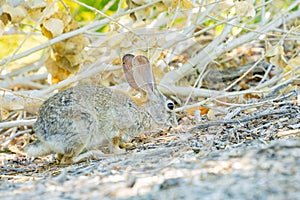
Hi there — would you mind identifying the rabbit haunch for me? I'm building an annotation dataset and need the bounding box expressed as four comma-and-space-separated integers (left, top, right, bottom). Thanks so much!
24, 54, 174, 164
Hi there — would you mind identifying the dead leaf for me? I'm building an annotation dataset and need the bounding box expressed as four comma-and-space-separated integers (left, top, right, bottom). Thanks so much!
171, 0, 194, 9
52, 35, 89, 55
28, 2, 57, 21
0, 107, 9, 121
235, 0, 256, 20
186, 107, 209, 115
27, 0, 48, 9
207, 109, 217, 120
45, 54, 72, 83
2, 3, 27, 23
162, 0, 172, 7
266, 45, 287, 68
49, 11, 73, 31
65, 52, 86, 69
0, 12, 10, 25
244, 93, 261, 99
131, 0, 150, 5
127, 0, 167, 21
287, 56, 300, 69
41, 18, 64, 38
284, 56, 300, 76
181, 0, 193, 9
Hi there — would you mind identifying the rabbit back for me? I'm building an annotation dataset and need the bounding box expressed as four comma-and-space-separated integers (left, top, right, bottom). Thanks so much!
26, 86, 136, 160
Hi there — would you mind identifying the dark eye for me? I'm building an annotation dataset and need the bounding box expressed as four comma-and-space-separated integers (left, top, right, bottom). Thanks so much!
166, 100, 174, 110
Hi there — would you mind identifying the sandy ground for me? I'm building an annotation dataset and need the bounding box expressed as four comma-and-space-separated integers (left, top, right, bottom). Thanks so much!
1, 130, 300, 200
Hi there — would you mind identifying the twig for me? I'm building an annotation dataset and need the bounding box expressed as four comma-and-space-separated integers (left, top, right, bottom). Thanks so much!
190, 108, 295, 131
0, 119, 36, 129
0, 74, 48, 89
2, 60, 44, 78
0, 89, 44, 111
277, 129, 300, 138
257, 63, 273, 86
0, 129, 32, 147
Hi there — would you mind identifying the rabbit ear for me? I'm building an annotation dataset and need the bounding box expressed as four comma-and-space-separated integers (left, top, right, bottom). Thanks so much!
122, 54, 140, 91
132, 55, 155, 94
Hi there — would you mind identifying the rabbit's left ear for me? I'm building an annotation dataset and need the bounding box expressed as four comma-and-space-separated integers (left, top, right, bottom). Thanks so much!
132, 55, 155, 94
122, 54, 140, 91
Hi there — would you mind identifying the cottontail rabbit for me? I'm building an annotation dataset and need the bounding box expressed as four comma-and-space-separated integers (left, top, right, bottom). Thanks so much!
25, 54, 175, 164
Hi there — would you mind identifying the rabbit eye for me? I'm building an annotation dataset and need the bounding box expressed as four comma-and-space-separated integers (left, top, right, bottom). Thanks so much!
166, 100, 174, 111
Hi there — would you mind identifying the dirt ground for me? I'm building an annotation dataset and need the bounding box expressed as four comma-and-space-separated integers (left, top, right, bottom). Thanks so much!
1, 92, 300, 200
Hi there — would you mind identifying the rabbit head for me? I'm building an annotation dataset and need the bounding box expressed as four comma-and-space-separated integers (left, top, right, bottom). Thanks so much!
122, 54, 175, 128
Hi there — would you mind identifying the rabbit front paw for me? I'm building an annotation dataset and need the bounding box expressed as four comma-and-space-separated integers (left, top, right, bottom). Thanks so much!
111, 136, 133, 154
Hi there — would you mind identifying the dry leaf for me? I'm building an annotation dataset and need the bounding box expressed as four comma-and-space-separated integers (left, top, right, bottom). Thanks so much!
2, 4, 27, 23
65, 52, 86, 69
41, 10, 89, 82
131, 0, 150, 5
45, 54, 72, 83
54, 54, 72, 71
287, 56, 300, 68
0, 12, 10, 25
162, 0, 172, 7
49, 11, 73, 31
127, 0, 167, 21
28, 8, 45, 21
171, 0, 193, 9
235, 0, 256, 20
266, 45, 287, 68
207, 109, 217, 120
244, 93, 261, 99
52, 35, 89, 55
28, 3, 57, 22
186, 107, 209, 115
0, 107, 9, 121
181, 0, 193, 9
27, 0, 47, 9
28, 3, 54, 22
41, 18, 64, 38
284, 56, 300, 75
64, 17, 79, 32
132, 7, 151, 21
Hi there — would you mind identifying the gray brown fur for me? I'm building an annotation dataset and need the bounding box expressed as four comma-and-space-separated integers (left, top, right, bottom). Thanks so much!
24, 54, 173, 164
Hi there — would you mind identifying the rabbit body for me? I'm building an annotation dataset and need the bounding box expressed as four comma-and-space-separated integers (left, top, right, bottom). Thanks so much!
25, 54, 174, 164
25, 85, 167, 163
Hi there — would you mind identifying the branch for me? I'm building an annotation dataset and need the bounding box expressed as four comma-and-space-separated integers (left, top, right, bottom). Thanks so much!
161, 4, 300, 86
0, 63, 120, 112
0, 119, 36, 129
